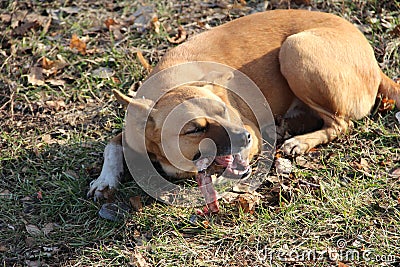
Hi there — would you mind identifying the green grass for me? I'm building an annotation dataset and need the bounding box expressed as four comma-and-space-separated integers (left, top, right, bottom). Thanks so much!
1, 0, 400, 266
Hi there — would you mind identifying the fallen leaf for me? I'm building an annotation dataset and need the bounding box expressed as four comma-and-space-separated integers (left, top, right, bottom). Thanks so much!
129, 196, 143, 212
352, 158, 369, 171
132, 5, 156, 32
25, 224, 42, 236
0, 189, 11, 199
167, 25, 187, 44
152, 17, 160, 34
46, 100, 66, 110
28, 67, 45, 86
110, 24, 124, 40
238, 192, 261, 214
390, 168, 400, 178
130, 249, 150, 267
136, 51, 152, 72
202, 220, 210, 228
338, 261, 349, 267
42, 223, 54, 235
104, 18, 118, 29
0, 244, 8, 252
275, 157, 292, 175
13, 20, 40, 36
378, 96, 395, 113
69, 34, 86, 55
91, 67, 114, 78
41, 56, 68, 76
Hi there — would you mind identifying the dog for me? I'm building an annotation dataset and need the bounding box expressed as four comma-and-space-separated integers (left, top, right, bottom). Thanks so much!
88, 9, 400, 212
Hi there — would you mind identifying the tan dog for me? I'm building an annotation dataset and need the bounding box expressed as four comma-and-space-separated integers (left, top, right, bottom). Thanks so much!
88, 10, 400, 212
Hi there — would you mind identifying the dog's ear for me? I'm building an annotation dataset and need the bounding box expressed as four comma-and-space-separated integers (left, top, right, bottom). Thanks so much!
201, 71, 234, 87
125, 98, 157, 154
113, 89, 135, 107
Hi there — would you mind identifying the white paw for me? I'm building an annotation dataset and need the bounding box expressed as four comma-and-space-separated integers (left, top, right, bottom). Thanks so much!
87, 173, 120, 201
87, 143, 124, 200
281, 137, 309, 155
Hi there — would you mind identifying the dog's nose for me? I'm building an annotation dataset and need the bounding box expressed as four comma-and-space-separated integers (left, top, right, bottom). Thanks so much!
231, 130, 251, 148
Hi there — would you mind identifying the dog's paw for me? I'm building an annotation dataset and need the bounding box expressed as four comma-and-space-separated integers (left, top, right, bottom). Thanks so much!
281, 137, 310, 155
87, 173, 120, 201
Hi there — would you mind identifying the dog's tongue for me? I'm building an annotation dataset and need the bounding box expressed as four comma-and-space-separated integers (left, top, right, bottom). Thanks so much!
196, 171, 220, 213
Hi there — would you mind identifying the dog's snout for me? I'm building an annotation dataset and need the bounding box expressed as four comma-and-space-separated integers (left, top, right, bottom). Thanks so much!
231, 130, 251, 148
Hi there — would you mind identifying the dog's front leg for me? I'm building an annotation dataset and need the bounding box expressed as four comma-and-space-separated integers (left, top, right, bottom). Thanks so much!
87, 133, 123, 200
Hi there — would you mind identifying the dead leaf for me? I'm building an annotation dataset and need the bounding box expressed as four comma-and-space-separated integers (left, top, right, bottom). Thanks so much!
0, 189, 11, 198
41, 56, 68, 76
167, 25, 187, 44
110, 24, 124, 40
46, 79, 66, 86
390, 168, 400, 178
353, 158, 369, 171
0, 14, 11, 23
14, 20, 40, 36
238, 192, 261, 214
275, 157, 292, 175
130, 249, 150, 267
378, 96, 395, 113
42, 223, 54, 235
28, 67, 45, 86
152, 17, 160, 34
26, 224, 42, 236
69, 34, 86, 55
104, 18, 118, 29
0, 244, 8, 252
136, 51, 152, 72
45, 100, 66, 111
338, 261, 349, 267
129, 196, 143, 212
91, 67, 114, 78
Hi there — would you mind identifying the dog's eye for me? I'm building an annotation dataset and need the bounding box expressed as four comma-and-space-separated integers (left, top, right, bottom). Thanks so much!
184, 126, 207, 135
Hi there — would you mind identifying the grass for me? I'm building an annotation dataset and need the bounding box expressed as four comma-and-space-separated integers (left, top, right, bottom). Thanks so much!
1, 0, 400, 266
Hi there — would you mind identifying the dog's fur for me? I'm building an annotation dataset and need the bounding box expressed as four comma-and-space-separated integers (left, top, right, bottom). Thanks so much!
88, 10, 400, 200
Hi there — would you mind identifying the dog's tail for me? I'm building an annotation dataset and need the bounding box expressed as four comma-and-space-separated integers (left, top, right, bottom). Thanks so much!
378, 71, 400, 109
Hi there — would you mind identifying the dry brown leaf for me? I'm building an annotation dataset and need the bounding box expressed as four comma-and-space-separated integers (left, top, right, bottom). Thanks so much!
136, 51, 152, 72
14, 20, 40, 35
0, 244, 8, 252
0, 14, 11, 23
152, 17, 160, 34
104, 18, 118, 29
130, 249, 150, 267
390, 168, 400, 178
338, 262, 349, 267
28, 67, 45, 86
167, 25, 187, 44
353, 158, 369, 171
26, 224, 42, 236
46, 79, 66, 86
129, 196, 143, 212
42, 223, 55, 235
378, 96, 395, 113
46, 100, 66, 111
110, 24, 124, 40
42, 56, 68, 76
238, 192, 261, 214
70, 34, 86, 55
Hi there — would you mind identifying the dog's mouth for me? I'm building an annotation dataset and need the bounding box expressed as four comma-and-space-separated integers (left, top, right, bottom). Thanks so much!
194, 153, 251, 214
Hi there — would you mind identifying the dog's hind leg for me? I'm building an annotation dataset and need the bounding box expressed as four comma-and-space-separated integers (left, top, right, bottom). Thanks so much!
278, 27, 381, 154
87, 133, 124, 200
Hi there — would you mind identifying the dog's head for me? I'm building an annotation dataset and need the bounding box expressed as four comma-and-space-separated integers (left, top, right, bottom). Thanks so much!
121, 71, 256, 180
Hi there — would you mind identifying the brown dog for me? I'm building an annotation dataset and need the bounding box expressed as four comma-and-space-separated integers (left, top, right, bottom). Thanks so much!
88, 10, 400, 212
